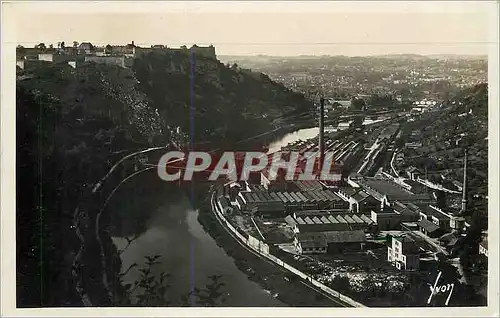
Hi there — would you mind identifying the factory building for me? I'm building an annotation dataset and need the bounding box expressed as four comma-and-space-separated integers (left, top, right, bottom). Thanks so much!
293, 230, 366, 255
370, 207, 403, 231
238, 188, 349, 214
285, 212, 373, 233
235, 192, 285, 218
355, 176, 434, 206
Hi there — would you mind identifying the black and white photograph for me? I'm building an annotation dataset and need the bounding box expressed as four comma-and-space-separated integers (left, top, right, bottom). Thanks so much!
1, 1, 498, 316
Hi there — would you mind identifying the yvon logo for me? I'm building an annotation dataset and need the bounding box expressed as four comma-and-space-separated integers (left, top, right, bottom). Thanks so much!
427, 271, 455, 306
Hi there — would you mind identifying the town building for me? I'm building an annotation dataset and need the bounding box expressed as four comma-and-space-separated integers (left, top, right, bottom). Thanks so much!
294, 233, 327, 254
387, 235, 420, 271
78, 42, 95, 54
414, 204, 452, 232
417, 219, 441, 238
370, 207, 403, 230
329, 99, 352, 109
351, 190, 381, 214
38, 53, 75, 63
406, 166, 422, 180
392, 201, 421, 223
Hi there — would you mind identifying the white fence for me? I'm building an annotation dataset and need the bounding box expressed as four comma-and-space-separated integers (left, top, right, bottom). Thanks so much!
212, 195, 366, 308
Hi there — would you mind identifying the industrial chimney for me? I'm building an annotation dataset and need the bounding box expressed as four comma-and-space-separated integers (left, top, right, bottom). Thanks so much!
318, 97, 325, 174
461, 148, 468, 214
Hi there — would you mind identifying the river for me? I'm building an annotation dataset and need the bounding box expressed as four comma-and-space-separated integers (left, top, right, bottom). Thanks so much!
111, 127, 319, 306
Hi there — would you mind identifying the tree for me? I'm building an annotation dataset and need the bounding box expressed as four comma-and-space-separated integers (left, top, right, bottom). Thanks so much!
189, 274, 227, 306
35, 43, 46, 50
73, 41, 79, 48
125, 255, 172, 306
122, 255, 227, 307
49, 44, 53, 49
60, 41, 65, 49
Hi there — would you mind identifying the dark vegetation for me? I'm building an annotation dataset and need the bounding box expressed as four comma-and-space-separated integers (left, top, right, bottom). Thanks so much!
16, 50, 311, 307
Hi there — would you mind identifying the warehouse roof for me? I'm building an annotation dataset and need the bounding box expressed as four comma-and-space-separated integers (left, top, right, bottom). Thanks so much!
323, 230, 366, 243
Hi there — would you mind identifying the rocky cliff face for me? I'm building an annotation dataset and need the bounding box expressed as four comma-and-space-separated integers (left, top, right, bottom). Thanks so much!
16, 52, 311, 307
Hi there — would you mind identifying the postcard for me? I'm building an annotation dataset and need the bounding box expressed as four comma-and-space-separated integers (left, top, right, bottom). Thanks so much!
1, 1, 498, 317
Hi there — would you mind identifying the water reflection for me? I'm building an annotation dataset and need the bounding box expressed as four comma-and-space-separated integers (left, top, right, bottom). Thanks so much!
112, 194, 284, 306
267, 127, 319, 153
111, 128, 320, 306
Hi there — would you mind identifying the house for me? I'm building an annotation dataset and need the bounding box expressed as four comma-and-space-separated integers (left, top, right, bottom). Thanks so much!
294, 233, 327, 254
479, 235, 488, 257
417, 219, 441, 238
387, 235, 420, 271
417, 205, 451, 232
78, 42, 95, 54
406, 166, 422, 180
217, 196, 233, 215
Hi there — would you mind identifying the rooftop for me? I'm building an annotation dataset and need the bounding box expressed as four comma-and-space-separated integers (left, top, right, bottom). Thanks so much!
417, 219, 440, 233
323, 230, 366, 243
360, 178, 414, 200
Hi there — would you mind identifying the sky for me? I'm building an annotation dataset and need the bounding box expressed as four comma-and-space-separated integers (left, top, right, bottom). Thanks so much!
6, 1, 497, 56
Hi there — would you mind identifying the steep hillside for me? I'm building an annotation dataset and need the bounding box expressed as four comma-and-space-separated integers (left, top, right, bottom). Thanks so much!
133, 51, 311, 147
16, 53, 311, 307
395, 83, 488, 214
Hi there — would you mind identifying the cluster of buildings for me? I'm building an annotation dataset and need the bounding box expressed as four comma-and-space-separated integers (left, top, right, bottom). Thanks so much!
411, 99, 440, 113
16, 41, 217, 70
217, 159, 473, 272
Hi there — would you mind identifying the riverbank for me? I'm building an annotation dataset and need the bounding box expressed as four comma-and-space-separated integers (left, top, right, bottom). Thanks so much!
196, 190, 345, 307
99, 125, 320, 307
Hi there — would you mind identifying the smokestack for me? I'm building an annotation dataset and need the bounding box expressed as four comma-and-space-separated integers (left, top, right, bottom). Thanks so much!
461, 148, 468, 213
318, 97, 325, 174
